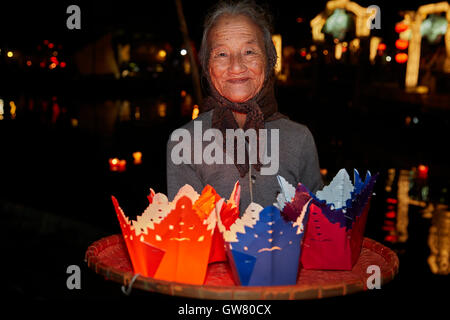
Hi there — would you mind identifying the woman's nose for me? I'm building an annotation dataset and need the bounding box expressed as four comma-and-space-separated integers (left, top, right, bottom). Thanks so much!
229, 53, 247, 74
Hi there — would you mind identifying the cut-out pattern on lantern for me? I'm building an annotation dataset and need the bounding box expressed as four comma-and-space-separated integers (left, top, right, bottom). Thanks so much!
277, 169, 378, 271
216, 182, 308, 286
112, 184, 219, 285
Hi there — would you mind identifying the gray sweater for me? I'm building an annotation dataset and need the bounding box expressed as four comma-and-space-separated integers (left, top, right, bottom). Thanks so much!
166, 110, 323, 212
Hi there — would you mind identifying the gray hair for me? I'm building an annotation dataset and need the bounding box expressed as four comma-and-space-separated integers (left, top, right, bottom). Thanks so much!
198, 0, 277, 81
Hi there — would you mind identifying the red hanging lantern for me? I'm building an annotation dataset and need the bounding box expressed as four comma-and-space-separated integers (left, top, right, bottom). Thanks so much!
418, 165, 429, 179
377, 43, 387, 51
395, 39, 409, 50
395, 22, 408, 33
395, 53, 408, 63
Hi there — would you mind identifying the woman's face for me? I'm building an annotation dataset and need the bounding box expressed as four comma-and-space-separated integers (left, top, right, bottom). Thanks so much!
208, 15, 266, 103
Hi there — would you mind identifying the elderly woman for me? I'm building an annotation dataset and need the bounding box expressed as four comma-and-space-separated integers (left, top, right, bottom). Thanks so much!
167, 0, 323, 210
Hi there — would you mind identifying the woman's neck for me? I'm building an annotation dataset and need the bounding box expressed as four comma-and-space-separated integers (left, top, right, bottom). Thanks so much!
232, 111, 247, 128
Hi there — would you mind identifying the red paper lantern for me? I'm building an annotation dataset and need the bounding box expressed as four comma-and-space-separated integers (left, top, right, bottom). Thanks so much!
385, 211, 396, 219
395, 23, 408, 33
384, 235, 398, 243
377, 43, 386, 51
395, 53, 408, 63
395, 39, 409, 50
418, 165, 429, 179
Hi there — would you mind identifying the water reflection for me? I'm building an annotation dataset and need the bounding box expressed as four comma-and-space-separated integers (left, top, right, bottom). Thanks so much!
5, 95, 175, 135
382, 167, 431, 244
428, 204, 450, 275
380, 166, 450, 274
397, 169, 411, 243
1, 92, 449, 279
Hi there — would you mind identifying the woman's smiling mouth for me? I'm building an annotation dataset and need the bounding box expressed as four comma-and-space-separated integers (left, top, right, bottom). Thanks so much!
227, 78, 250, 84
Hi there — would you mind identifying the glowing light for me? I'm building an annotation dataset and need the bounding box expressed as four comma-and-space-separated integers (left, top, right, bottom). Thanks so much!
395, 22, 409, 33
386, 198, 398, 204
415, 86, 428, 94
70, 118, 78, 127
386, 55, 392, 62
119, 160, 126, 171
50, 56, 58, 64
323, 9, 351, 41
26, 60, 32, 66
404, 2, 450, 90
43, 40, 49, 45
296, 17, 303, 23
370, 37, 382, 63
40, 61, 46, 68
335, 43, 342, 60
0, 99, 4, 121
7, 51, 13, 58
157, 49, 167, 60
350, 38, 360, 52
180, 90, 187, 97
395, 39, 409, 50
405, 116, 412, 126
180, 49, 187, 56
133, 151, 143, 165
418, 165, 429, 179
306, 53, 312, 60
9, 101, 16, 119
385, 211, 396, 219
395, 53, 408, 64
323, 49, 328, 55
48, 43, 54, 49
158, 102, 167, 117
134, 106, 141, 120
420, 14, 448, 44
109, 158, 126, 172
49, 63, 57, 69
192, 105, 199, 120
59, 61, 66, 68
312, 0, 377, 40
384, 235, 398, 243
377, 43, 386, 51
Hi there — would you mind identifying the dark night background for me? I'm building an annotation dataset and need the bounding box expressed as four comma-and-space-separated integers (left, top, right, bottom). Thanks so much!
0, 0, 449, 315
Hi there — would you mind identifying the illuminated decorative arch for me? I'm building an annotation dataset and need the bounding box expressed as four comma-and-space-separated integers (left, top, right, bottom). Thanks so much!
311, 0, 377, 42
403, 1, 450, 90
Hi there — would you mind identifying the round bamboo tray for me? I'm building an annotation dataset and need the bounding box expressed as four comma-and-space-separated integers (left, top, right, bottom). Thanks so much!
85, 234, 399, 300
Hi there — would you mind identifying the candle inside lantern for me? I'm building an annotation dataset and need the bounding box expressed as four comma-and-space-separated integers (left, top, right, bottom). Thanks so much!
109, 158, 126, 172
133, 151, 142, 165
118, 160, 126, 172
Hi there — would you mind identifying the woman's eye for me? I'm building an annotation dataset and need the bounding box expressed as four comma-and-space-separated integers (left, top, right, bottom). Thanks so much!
217, 52, 227, 57
245, 50, 255, 55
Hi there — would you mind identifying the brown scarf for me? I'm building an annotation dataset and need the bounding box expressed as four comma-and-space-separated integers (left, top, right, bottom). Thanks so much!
202, 72, 288, 177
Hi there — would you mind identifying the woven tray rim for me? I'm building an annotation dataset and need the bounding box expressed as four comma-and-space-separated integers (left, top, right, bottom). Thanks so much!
85, 234, 399, 300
